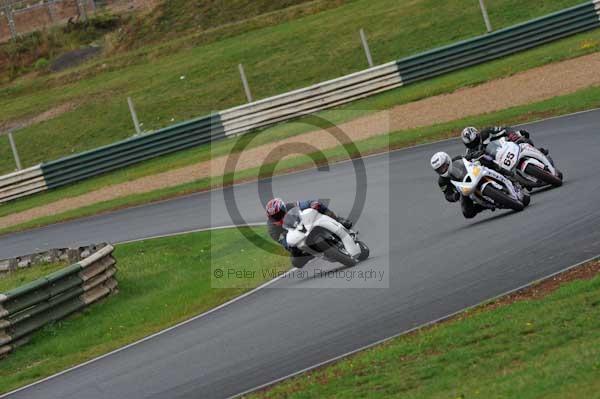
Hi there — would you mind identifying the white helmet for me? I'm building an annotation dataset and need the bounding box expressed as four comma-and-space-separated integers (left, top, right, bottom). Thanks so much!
430, 152, 452, 178
461, 126, 480, 149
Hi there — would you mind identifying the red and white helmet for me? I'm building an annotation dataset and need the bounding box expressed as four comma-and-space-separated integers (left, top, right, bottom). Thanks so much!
266, 198, 287, 223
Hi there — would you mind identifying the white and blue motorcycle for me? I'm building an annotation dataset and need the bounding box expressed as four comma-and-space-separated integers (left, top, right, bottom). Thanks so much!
451, 158, 530, 212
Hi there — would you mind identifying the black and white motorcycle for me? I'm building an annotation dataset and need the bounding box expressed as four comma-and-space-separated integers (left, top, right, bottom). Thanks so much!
451, 157, 530, 212
485, 138, 563, 189
282, 207, 369, 267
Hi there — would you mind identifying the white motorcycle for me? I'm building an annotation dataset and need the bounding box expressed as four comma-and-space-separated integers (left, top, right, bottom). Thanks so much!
485, 138, 563, 189
451, 158, 530, 212
282, 207, 369, 267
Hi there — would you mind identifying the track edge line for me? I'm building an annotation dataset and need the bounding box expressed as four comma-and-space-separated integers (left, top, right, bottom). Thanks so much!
229, 253, 600, 399
0, 254, 297, 399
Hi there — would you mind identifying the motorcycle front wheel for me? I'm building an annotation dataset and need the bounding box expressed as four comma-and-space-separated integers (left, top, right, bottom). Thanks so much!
357, 241, 370, 261
524, 164, 563, 187
312, 236, 357, 267
324, 246, 357, 267
482, 185, 524, 212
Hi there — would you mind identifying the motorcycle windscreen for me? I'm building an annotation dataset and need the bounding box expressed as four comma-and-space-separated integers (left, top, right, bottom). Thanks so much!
282, 207, 301, 230
485, 140, 503, 159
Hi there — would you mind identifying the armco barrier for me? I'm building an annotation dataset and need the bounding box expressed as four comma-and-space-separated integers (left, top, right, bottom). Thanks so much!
0, 243, 108, 275
0, 245, 118, 358
1, 1, 599, 203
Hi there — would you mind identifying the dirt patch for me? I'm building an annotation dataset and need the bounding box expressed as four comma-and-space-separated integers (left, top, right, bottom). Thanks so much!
50, 46, 102, 72
407, 259, 600, 331
0, 101, 78, 132
1, 52, 600, 228
100, 0, 159, 14
486, 259, 600, 308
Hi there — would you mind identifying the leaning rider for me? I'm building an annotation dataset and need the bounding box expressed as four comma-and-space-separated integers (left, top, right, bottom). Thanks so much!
266, 198, 352, 268
460, 126, 548, 161
430, 152, 487, 219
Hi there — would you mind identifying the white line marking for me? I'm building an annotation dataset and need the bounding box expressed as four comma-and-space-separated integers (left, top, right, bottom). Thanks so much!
102, 107, 600, 243
1, 108, 599, 397
0, 260, 298, 399
116, 223, 266, 245
4, 107, 599, 241
514, 106, 600, 127
229, 253, 600, 399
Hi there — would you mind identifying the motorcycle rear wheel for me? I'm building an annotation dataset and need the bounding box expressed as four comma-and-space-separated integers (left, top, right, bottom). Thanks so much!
524, 164, 563, 187
482, 185, 524, 212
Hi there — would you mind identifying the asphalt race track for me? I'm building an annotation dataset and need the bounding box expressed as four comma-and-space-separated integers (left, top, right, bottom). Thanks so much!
1, 110, 599, 398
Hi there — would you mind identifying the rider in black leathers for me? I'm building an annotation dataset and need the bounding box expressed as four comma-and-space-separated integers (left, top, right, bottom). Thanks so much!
461, 125, 548, 161
431, 152, 487, 219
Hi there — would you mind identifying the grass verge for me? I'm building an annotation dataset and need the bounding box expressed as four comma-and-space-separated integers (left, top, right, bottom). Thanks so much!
0, 0, 592, 174
0, 226, 289, 394
1, 27, 599, 218
249, 259, 600, 398
1, 84, 599, 236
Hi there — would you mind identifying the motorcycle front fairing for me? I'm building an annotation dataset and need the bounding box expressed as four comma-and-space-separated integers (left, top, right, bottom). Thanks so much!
451, 159, 522, 206
486, 139, 521, 172
283, 208, 361, 258
283, 208, 306, 249
307, 210, 361, 258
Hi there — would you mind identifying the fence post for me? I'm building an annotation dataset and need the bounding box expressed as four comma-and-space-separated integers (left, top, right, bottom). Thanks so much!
478, 0, 493, 33
3, 2, 17, 40
359, 28, 374, 67
127, 97, 142, 136
7, 130, 22, 171
238, 63, 253, 103
76, 0, 88, 21
47, 1, 56, 23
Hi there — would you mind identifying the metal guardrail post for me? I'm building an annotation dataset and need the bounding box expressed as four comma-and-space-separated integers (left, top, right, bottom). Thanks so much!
127, 97, 142, 136
7, 131, 22, 171
77, 0, 88, 21
360, 28, 374, 67
238, 63, 253, 103
479, 0, 493, 33
47, 0, 56, 23
1, 2, 599, 203
3, 2, 17, 40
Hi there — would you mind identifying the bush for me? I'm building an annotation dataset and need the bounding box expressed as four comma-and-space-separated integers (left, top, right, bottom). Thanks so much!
34, 58, 50, 70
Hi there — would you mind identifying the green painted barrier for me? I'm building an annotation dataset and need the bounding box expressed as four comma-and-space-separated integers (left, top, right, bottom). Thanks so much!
0, 245, 118, 358
1, 1, 599, 202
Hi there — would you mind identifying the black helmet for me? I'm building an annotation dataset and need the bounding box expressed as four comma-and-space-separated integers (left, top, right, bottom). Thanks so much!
461, 127, 480, 149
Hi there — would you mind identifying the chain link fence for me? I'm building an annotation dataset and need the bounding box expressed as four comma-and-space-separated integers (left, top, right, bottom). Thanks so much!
0, 0, 150, 43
